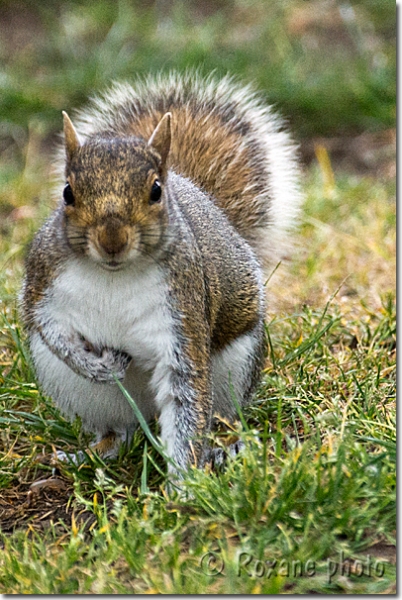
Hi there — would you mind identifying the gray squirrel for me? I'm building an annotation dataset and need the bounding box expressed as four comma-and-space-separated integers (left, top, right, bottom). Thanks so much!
20, 72, 301, 476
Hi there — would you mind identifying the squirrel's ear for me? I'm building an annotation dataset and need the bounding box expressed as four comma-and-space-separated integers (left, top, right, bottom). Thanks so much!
148, 112, 171, 165
62, 111, 81, 161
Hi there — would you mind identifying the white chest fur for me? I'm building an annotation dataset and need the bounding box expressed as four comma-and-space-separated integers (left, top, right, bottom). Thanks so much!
39, 258, 173, 371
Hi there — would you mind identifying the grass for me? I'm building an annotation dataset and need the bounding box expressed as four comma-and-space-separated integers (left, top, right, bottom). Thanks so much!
0, 170, 395, 593
0, 0, 396, 594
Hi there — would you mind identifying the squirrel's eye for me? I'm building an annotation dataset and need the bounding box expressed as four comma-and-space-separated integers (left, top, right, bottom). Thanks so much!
63, 183, 75, 206
149, 180, 162, 204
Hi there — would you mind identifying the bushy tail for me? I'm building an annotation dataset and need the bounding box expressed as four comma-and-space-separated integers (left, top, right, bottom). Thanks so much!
70, 71, 302, 271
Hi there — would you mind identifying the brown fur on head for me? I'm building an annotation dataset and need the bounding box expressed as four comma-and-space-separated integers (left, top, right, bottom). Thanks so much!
62, 112, 171, 270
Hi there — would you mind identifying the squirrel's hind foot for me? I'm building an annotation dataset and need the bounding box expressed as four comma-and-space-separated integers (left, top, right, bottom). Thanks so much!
52, 431, 123, 466
205, 439, 246, 471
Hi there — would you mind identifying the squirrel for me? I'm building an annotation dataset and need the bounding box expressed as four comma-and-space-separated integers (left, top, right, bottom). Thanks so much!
20, 71, 301, 477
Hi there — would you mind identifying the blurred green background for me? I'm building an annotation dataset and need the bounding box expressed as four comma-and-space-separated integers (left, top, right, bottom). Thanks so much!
0, 0, 395, 163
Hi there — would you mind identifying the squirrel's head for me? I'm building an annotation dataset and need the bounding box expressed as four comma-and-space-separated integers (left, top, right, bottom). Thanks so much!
61, 111, 171, 271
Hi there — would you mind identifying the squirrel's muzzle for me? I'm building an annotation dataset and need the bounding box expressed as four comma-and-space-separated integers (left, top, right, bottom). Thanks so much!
96, 218, 129, 257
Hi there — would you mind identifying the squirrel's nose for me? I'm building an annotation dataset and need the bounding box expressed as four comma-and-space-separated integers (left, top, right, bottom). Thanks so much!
97, 220, 129, 256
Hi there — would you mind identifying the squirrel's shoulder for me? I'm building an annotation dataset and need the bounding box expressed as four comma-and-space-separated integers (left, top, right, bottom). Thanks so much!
167, 171, 258, 262
25, 208, 68, 269
21, 209, 69, 320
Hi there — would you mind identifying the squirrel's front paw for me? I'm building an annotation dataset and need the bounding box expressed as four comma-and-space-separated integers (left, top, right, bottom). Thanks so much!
93, 347, 132, 383
68, 333, 132, 382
